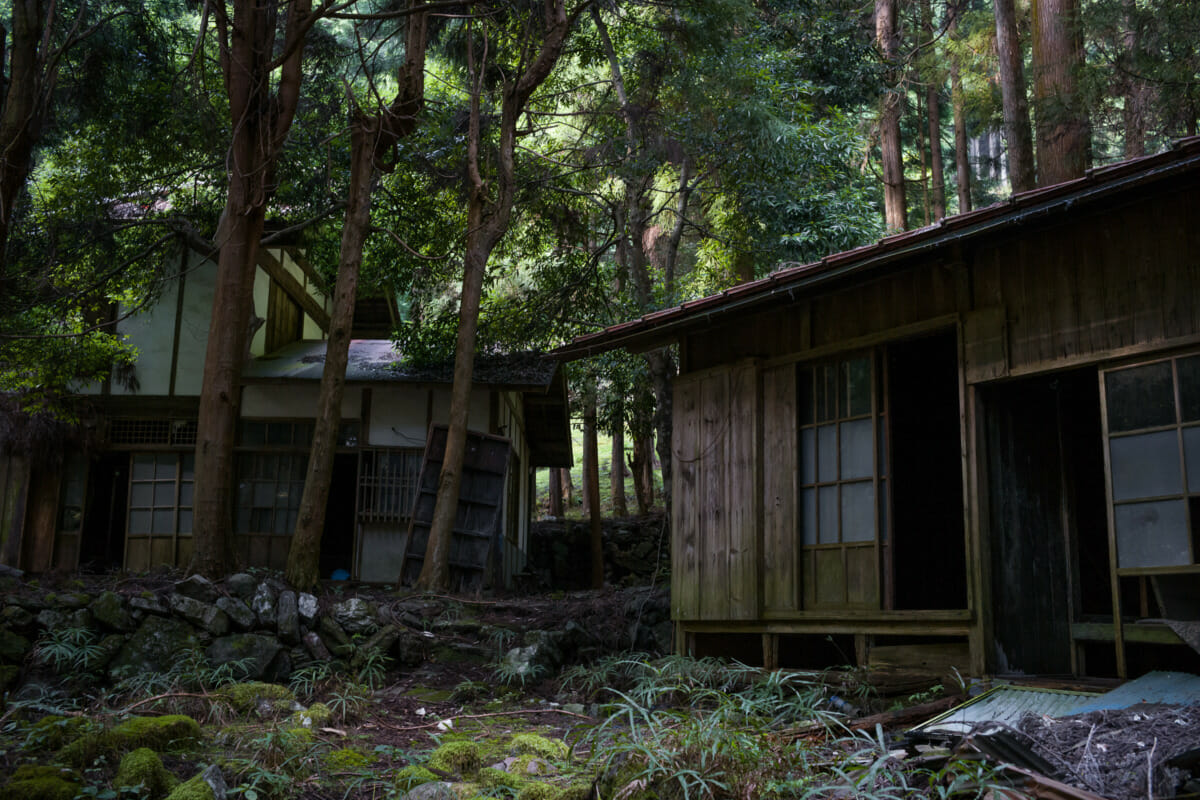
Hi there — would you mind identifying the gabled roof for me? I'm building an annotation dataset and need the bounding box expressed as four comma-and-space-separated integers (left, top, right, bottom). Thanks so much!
553, 136, 1200, 360
242, 339, 560, 390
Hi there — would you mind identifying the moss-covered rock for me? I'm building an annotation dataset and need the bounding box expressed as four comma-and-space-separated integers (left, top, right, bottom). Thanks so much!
394, 765, 440, 791
163, 774, 214, 800
216, 681, 295, 715
290, 701, 333, 728
115, 747, 179, 799
0, 627, 31, 663
59, 714, 202, 767
0, 765, 81, 800
509, 734, 568, 761
323, 747, 376, 770
428, 740, 482, 776
516, 783, 563, 800
477, 766, 523, 792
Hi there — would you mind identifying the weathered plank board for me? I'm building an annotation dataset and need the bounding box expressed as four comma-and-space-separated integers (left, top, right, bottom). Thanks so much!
727, 362, 758, 619
761, 364, 798, 611
400, 425, 510, 593
699, 372, 729, 620
672, 375, 702, 619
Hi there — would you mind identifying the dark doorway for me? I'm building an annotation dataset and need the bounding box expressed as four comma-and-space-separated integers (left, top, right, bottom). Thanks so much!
79, 453, 129, 571
319, 454, 357, 579
887, 330, 967, 610
983, 368, 1107, 675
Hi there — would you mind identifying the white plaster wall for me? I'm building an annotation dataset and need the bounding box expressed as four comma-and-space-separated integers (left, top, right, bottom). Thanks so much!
249, 269, 270, 357
240, 384, 361, 419
172, 254, 217, 396
367, 387, 430, 447
111, 277, 179, 397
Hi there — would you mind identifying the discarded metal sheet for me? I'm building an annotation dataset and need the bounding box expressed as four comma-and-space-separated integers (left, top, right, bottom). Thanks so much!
909, 685, 1100, 736
1068, 670, 1200, 715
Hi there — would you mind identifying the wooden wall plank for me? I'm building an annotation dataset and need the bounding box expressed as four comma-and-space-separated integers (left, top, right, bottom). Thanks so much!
672, 376, 702, 620
727, 362, 758, 619
699, 373, 729, 620
761, 364, 798, 611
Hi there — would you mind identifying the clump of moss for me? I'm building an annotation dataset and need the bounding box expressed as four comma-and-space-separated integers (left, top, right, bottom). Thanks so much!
164, 773, 214, 800
323, 747, 376, 770
478, 766, 523, 792
115, 748, 179, 799
290, 702, 333, 729
59, 714, 202, 767
509, 734, 568, 761
517, 782, 563, 800
216, 682, 296, 716
429, 740, 482, 776
0, 765, 81, 800
394, 765, 439, 791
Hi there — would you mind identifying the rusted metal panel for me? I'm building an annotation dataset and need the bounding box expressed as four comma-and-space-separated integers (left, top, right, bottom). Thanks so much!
400, 425, 511, 593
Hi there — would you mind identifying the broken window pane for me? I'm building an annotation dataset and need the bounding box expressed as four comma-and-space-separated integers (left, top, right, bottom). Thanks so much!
1106, 361, 1175, 432
819, 485, 838, 544
847, 357, 872, 417
1115, 499, 1190, 568
841, 481, 875, 542
818, 424, 837, 483
839, 419, 873, 480
1109, 430, 1182, 501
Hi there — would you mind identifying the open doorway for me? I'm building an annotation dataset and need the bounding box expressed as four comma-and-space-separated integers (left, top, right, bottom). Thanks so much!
79, 453, 129, 571
319, 453, 357, 579
887, 330, 967, 610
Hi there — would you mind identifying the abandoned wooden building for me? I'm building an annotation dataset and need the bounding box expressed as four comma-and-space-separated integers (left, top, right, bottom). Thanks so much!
0, 247, 571, 586
557, 136, 1200, 679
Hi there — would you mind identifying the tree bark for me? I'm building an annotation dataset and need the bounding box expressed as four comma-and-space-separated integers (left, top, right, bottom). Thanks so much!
561, 467, 574, 510
1031, 0, 1089, 186
285, 5, 427, 590
610, 414, 627, 517
191, 0, 314, 578
584, 390, 603, 589
922, 0, 945, 221
949, 5, 972, 213
1120, 0, 1147, 159
629, 432, 653, 514
414, 0, 570, 591
993, 0, 1037, 192
876, 0, 906, 231
547, 466, 563, 517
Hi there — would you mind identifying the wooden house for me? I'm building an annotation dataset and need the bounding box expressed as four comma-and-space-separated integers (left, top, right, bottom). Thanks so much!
556, 138, 1200, 679
0, 247, 571, 584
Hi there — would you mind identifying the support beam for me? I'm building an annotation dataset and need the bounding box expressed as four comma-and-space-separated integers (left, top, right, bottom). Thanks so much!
256, 249, 331, 332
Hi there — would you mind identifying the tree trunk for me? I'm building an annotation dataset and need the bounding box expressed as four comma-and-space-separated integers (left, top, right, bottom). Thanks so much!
284, 5, 427, 589
1031, 0, 1089, 186
414, 0, 570, 591
548, 467, 563, 517
876, 0, 906, 231
645, 349, 673, 513
584, 390, 603, 589
610, 416, 628, 517
922, 0, 946, 221
629, 433, 651, 514
562, 467, 574, 510
284, 114, 373, 590
993, 0, 1037, 193
949, 6, 972, 213
1121, 0, 1147, 159
191, 0, 314, 579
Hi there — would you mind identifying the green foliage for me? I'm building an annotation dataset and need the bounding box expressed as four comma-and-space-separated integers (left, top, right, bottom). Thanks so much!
215, 682, 296, 716
164, 773, 215, 800
509, 734, 569, 761
428, 739, 483, 776
394, 765, 440, 792
115, 747, 180, 800
0, 764, 82, 800
59, 714, 202, 767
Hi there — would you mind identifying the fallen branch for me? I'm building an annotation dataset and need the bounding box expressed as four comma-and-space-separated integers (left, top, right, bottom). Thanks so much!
119, 692, 233, 715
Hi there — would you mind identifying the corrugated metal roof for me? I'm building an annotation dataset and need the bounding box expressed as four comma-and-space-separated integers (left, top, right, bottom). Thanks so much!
1068, 671, 1200, 715
554, 136, 1200, 360
911, 685, 1100, 735
241, 339, 559, 389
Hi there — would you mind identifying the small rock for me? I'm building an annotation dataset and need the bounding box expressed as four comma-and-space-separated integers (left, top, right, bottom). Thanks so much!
225, 573, 257, 599
276, 591, 299, 645
332, 598, 376, 635
36, 609, 67, 630
215, 597, 256, 631
317, 617, 353, 658
0, 629, 31, 663
108, 615, 199, 681
168, 593, 212, 627
205, 634, 283, 681
401, 782, 456, 800
297, 593, 319, 626
200, 606, 230, 637
129, 595, 168, 616
0, 605, 34, 630
201, 764, 227, 800
302, 630, 332, 661
55, 592, 93, 609
0, 564, 24, 578
175, 575, 219, 603
251, 583, 277, 628
91, 591, 135, 632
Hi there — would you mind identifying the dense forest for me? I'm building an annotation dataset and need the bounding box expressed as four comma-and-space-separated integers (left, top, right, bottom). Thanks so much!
0, 0, 1197, 587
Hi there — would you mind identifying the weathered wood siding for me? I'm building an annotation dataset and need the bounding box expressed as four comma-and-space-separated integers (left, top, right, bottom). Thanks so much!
972, 188, 1200, 377
761, 363, 798, 612
671, 363, 758, 621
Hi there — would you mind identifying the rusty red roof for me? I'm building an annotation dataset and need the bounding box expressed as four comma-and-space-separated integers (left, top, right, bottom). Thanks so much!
554, 136, 1200, 359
